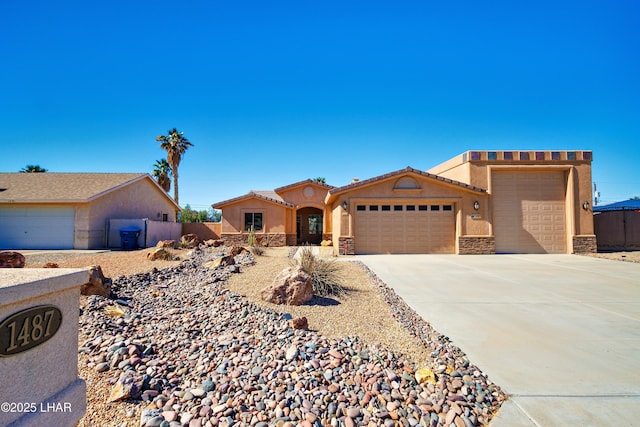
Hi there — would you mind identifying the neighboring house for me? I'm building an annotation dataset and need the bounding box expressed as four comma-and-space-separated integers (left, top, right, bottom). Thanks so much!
0, 173, 180, 249
593, 199, 640, 251
214, 150, 596, 255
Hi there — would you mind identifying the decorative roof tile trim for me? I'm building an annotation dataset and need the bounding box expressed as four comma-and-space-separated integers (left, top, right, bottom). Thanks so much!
251, 190, 285, 202
213, 191, 295, 208
328, 166, 487, 196
274, 179, 335, 193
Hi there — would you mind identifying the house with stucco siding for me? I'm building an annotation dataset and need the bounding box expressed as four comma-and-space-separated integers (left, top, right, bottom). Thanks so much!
0, 173, 180, 249
213, 150, 596, 255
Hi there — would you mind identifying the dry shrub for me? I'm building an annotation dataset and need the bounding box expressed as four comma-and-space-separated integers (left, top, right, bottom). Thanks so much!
295, 246, 347, 297
247, 226, 265, 256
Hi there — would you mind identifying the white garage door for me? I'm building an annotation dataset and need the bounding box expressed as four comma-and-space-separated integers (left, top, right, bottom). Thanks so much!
354, 202, 455, 254
492, 171, 566, 254
0, 206, 75, 249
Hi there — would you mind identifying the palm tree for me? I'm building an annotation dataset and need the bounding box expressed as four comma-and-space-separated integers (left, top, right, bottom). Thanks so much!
156, 128, 193, 205
152, 159, 172, 193
20, 165, 47, 173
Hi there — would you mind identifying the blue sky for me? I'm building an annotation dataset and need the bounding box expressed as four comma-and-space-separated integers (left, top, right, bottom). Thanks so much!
2, 0, 638, 209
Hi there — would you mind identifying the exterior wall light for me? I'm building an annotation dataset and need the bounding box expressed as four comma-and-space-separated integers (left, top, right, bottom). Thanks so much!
473, 200, 480, 210
342, 201, 348, 210
582, 201, 590, 211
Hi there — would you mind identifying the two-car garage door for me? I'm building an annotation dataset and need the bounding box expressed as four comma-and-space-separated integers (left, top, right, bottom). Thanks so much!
0, 206, 75, 249
354, 202, 455, 254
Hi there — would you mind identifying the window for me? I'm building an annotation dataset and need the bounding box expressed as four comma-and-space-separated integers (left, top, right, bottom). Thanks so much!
357, 205, 366, 211
382, 205, 391, 211
431, 205, 440, 211
244, 212, 263, 231
443, 205, 453, 211
162, 213, 169, 222
394, 205, 403, 211
369, 205, 379, 211
308, 214, 322, 235
406, 205, 416, 211
418, 205, 428, 211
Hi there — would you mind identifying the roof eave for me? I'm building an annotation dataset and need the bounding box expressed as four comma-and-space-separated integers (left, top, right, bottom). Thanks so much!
325, 167, 486, 204
213, 192, 295, 209
274, 179, 335, 194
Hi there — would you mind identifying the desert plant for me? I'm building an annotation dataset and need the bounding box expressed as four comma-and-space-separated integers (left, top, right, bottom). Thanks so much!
295, 245, 347, 297
247, 226, 264, 256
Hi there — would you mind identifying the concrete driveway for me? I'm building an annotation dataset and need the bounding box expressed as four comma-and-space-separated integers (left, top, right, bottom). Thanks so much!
358, 254, 640, 426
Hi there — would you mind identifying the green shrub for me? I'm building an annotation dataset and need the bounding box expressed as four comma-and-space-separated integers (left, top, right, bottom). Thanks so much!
295, 245, 347, 297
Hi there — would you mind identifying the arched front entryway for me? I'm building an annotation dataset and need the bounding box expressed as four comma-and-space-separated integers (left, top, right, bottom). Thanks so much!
296, 207, 323, 245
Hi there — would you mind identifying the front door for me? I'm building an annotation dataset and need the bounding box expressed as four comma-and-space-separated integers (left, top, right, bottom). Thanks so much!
296, 207, 323, 244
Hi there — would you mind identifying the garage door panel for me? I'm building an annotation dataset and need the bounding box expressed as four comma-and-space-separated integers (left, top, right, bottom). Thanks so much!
493, 172, 566, 253
0, 207, 75, 249
355, 202, 454, 254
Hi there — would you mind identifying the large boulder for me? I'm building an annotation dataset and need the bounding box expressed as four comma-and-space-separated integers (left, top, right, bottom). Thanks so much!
81, 265, 112, 297
203, 255, 235, 270
0, 251, 26, 268
156, 240, 176, 249
180, 234, 201, 249
260, 266, 314, 306
147, 248, 173, 261
226, 246, 249, 257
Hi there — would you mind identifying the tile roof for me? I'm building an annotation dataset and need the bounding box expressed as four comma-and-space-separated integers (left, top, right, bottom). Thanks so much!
251, 190, 286, 202
212, 191, 295, 208
327, 166, 487, 199
274, 179, 335, 193
0, 173, 157, 203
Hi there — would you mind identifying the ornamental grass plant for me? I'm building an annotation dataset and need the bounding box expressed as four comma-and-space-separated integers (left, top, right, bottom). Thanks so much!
295, 245, 347, 297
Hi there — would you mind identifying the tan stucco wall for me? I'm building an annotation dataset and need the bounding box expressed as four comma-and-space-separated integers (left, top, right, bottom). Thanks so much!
220, 199, 288, 235
75, 178, 178, 249
328, 173, 489, 254
277, 183, 330, 209
429, 150, 595, 240
278, 183, 332, 240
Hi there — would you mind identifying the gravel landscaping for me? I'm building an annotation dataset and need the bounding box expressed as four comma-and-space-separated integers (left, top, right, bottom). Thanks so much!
26, 246, 506, 426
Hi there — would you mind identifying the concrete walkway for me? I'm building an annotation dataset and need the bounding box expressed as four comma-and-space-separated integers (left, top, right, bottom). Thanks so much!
358, 254, 640, 426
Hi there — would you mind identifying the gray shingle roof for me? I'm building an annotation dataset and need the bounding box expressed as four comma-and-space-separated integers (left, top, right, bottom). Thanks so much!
0, 173, 153, 203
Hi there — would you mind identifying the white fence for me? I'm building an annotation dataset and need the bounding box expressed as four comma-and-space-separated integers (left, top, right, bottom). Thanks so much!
106, 218, 182, 249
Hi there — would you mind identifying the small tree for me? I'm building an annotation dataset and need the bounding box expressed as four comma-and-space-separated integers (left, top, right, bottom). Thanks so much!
210, 209, 222, 222
20, 165, 47, 173
179, 205, 218, 223
152, 159, 171, 192
313, 177, 326, 183
179, 204, 198, 223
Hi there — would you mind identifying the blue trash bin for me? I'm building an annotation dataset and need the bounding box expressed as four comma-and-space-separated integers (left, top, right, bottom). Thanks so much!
119, 227, 141, 250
